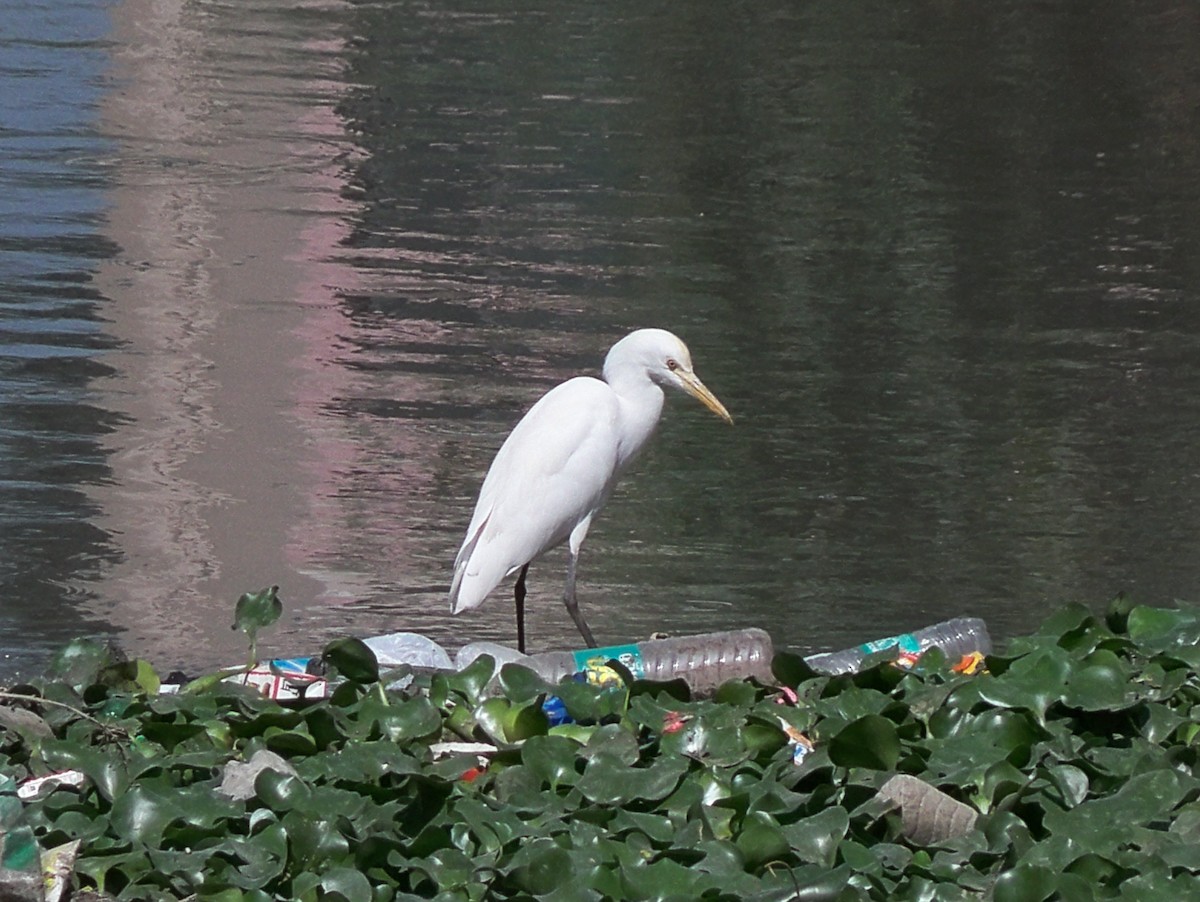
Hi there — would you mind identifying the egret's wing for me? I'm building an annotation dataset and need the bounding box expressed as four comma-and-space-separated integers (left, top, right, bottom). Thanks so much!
451, 377, 620, 611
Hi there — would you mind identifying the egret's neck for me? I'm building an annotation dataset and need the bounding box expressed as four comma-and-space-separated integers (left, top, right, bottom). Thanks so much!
608, 373, 664, 472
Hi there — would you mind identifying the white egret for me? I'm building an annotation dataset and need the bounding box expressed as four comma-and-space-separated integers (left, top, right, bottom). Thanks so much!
449, 328, 733, 652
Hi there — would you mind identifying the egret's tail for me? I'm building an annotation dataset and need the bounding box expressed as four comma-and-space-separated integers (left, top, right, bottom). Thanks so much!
449, 516, 510, 613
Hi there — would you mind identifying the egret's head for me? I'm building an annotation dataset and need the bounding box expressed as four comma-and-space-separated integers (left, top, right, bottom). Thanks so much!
606, 328, 733, 423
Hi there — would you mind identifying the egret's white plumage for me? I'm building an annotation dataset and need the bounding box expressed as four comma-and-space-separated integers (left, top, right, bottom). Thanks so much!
449, 328, 732, 650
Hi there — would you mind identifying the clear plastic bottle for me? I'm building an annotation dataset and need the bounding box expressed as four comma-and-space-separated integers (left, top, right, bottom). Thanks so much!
802, 617, 991, 675
521, 628, 775, 696
362, 632, 454, 670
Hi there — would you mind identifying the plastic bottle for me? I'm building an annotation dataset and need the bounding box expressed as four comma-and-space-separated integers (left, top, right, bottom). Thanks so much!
362, 632, 454, 670
455, 641, 530, 671
521, 628, 775, 696
802, 617, 991, 675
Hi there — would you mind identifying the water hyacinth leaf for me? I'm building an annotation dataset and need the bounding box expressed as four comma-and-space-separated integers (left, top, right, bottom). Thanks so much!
38, 739, 128, 801
425, 846, 476, 892
734, 810, 791, 869
44, 637, 117, 691
508, 837, 574, 895
814, 684, 893, 724
1105, 592, 1135, 633
282, 811, 351, 869
321, 636, 379, 685
318, 866, 373, 902
714, 678, 759, 707
454, 796, 531, 853
617, 854, 701, 899
581, 722, 639, 765
751, 864, 855, 901
474, 697, 511, 744
974, 708, 1040, 761
223, 824, 289, 887
96, 658, 161, 695
577, 751, 689, 805
782, 807, 850, 868
1125, 604, 1190, 644
980, 759, 1027, 810
553, 677, 628, 724
742, 720, 787, 756
109, 781, 233, 847
254, 767, 312, 811
1140, 698, 1185, 743
446, 654, 496, 704
13, 599, 1200, 899
315, 739, 423, 784
827, 714, 900, 770
504, 695, 550, 742
1042, 768, 1191, 855
263, 725, 317, 757
1061, 649, 1132, 711
370, 694, 443, 743
199, 891, 248, 902
771, 650, 821, 688
992, 861, 1059, 902
973, 647, 1071, 725
611, 808, 677, 844
498, 662, 550, 701
521, 734, 580, 790
233, 586, 283, 638
1046, 763, 1089, 809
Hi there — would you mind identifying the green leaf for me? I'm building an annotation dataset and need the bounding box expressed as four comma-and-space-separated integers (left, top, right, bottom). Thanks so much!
736, 811, 791, 869
447, 654, 496, 705
782, 807, 849, 868
318, 867, 373, 902
522, 734, 582, 790
233, 586, 283, 637
714, 679, 760, 707
264, 725, 317, 757
1126, 604, 1200, 649
1046, 763, 1089, 809
1062, 649, 1132, 711
96, 658, 161, 695
474, 697, 511, 745
992, 861, 1058, 902
254, 767, 312, 811
361, 694, 443, 743
1042, 769, 1191, 855
497, 662, 551, 702
504, 696, 550, 742
281, 810, 351, 869
44, 637, 117, 691
827, 714, 900, 770
508, 837, 575, 895
38, 740, 128, 801
771, 650, 820, 687
973, 646, 1071, 725
321, 636, 379, 685
617, 853, 701, 899
577, 752, 689, 805
1104, 592, 1135, 634
109, 781, 235, 847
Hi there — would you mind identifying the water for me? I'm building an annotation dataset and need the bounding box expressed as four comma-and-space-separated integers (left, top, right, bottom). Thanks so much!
3, 0, 1200, 679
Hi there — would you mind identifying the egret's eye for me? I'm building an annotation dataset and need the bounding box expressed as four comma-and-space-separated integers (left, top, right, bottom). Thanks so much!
666, 358, 679, 372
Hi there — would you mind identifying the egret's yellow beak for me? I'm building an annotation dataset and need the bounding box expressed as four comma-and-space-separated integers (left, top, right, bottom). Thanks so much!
680, 371, 733, 424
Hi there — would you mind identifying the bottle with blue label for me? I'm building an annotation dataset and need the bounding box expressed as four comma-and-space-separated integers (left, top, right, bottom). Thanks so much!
521, 628, 775, 696
803, 617, 991, 675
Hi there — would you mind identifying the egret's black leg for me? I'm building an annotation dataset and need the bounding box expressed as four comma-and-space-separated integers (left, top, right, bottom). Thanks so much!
515, 564, 529, 654
563, 548, 597, 647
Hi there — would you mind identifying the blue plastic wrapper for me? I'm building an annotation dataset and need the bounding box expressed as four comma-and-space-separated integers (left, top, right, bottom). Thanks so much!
541, 695, 572, 726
